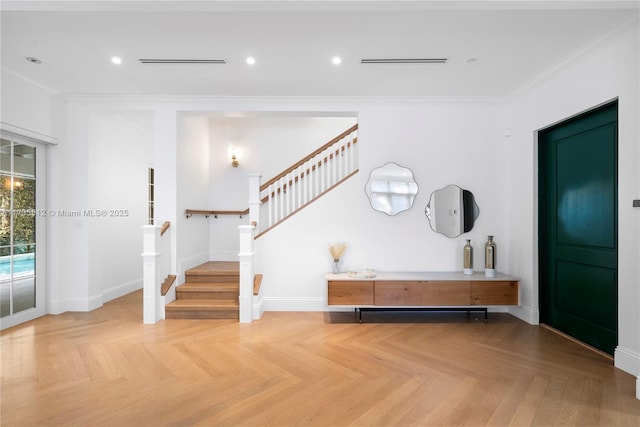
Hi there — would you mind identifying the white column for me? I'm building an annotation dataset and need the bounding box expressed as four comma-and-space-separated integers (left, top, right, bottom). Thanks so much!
153, 108, 178, 276
238, 224, 255, 323
142, 225, 162, 324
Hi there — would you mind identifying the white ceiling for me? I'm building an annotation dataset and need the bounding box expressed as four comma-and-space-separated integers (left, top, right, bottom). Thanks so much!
1, 1, 638, 97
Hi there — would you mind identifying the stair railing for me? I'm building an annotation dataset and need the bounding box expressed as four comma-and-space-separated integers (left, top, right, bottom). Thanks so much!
255, 123, 358, 237
142, 220, 174, 323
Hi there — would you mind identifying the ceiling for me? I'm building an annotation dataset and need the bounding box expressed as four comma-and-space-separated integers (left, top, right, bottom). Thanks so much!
1, 1, 638, 98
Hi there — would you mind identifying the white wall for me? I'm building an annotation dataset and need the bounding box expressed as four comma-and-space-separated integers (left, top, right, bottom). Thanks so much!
252, 102, 507, 309
88, 112, 153, 302
176, 114, 211, 279
503, 23, 640, 375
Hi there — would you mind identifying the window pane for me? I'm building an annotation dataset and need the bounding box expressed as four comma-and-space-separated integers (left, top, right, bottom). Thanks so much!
0, 139, 10, 174
12, 275, 35, 314
13, 144, 35, 178
12, 178, 36, 247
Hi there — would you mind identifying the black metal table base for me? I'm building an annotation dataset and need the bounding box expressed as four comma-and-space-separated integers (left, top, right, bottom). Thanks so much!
355, 307, 489, 323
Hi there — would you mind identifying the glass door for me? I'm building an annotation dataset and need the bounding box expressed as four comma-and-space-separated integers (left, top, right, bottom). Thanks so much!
1, 137, 45, 329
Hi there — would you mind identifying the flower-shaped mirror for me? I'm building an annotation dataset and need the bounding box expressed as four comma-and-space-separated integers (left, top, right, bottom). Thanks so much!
425, 184, 479, 238
365, 162, 418, 215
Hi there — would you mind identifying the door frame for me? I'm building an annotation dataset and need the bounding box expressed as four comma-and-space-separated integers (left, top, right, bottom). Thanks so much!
0, 131, 47, 330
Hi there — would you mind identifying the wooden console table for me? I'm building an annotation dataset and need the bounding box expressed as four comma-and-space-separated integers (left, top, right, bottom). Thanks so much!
326, 271, 519, 322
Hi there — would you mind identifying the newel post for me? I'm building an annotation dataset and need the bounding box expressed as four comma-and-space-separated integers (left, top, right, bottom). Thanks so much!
238, 224, 255, 323
142, 225, 162, 324
248, 173, 261, 228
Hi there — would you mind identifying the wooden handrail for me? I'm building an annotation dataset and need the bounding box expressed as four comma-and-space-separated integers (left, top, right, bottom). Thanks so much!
185, 209, 249, 218
260, 138, 358, 203
160, 221, 171, 236
260, 123, 358, 190
253, 274, 263, 296
160, 274, 176, 296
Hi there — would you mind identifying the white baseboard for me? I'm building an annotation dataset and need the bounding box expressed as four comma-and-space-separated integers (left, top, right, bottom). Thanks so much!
102, 278, 142, 303
263, 297, 325, 312
209, 250, 239, 262
508, 304, 539, 325
48, 279, 141, 314
62, 293, 103, 312
48, 298, 68, 315
615, 346, 640, 376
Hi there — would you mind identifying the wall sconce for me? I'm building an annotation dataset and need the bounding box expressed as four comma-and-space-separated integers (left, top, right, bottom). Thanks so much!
230, 144, 239, 167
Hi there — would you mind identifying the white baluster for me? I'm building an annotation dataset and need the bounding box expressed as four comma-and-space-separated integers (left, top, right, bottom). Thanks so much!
313, 157, 322, 197
268, 183, 275, 227
278, 177, 284, 221
350, 133, 355, 171
353, 133, 358, 170
320, 157, 326, 193
338, 141, 344, 181
285, 173, 291, 216
248, 173, 261, 230
337, 143, 342, 182
296, 166, 302, 210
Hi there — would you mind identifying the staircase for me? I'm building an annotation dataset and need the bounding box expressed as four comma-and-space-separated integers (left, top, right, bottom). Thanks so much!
165, 261, 239, 319
171, 124, 358, 322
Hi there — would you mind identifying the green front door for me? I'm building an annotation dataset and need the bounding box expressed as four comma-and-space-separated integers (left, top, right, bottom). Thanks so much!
539, 101, 618, 355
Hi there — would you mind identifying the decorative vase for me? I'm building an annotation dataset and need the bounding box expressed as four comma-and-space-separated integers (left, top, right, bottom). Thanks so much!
463, 239, 473, 275
485, 235, 496, 277
328, 242, 346, 274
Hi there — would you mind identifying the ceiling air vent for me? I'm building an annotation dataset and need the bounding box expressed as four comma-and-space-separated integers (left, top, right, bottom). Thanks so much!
361, 58, 447, 64
138, 59, 227, 64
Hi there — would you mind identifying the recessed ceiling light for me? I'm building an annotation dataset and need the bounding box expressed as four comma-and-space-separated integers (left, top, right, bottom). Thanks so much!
111, 56, 122, 65
332, 56, 342, 65
246, 57, 256, 65
26, 57, 41, 64
467, 58, 477, 63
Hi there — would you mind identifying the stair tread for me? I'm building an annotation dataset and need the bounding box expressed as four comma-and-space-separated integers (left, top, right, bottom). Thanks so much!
167, 299, 238, 309
177, 282, 238, 291
186, 261, 239, 276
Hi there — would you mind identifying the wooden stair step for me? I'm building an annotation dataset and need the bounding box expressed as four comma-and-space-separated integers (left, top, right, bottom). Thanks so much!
167, 262, 244, 320
167, 299, 238, 309
177, 282, 239, 291
165, 299, 238, 320
185, 261, 239, 283
176, 282, 238, 300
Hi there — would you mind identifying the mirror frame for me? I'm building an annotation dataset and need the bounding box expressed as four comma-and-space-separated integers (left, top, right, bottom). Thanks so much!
364, 162, 419, 216
425, 184, 479, 238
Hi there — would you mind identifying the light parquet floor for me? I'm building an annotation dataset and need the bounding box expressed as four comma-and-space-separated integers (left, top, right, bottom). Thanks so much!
2, 290, 639, 426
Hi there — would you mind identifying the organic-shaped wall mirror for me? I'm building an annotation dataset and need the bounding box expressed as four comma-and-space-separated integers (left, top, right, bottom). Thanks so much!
425, 184, 479, 238
365, 162, 418, 215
